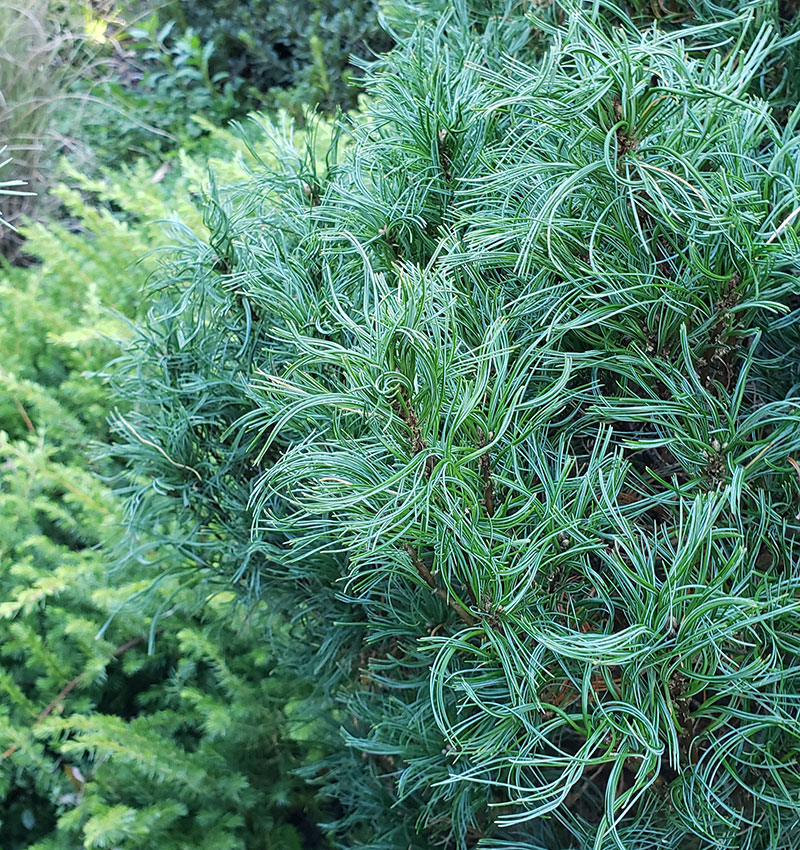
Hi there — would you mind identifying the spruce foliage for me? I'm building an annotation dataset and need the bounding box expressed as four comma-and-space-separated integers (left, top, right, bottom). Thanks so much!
112, 3, 800, 848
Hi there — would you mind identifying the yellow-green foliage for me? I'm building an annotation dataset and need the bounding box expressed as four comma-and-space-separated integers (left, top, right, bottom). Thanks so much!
0, 122, 328, 849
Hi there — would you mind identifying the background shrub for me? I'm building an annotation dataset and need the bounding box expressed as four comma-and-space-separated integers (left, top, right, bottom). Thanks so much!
111, 3, 800, 848
166, 0, 392, 114
0, 0, 391, 220
72, 10, 250, 167
0, 131, 328, 849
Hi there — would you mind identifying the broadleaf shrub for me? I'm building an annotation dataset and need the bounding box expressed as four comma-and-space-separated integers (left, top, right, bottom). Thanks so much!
73, 11, 251, 167
113, 4, 800, 848
168, 0, 393, 114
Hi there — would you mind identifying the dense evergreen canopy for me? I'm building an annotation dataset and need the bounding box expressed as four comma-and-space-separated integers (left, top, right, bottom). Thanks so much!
113, 2, 800, 847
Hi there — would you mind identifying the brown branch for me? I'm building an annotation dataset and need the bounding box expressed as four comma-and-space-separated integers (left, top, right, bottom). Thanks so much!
393, 385, 437, 478
437, 128, 453, 182
404, 544, 476, 627
697, 272, 742, 391
564, 762, 609, 809
302, 180, 321, 206
13, 396, 34, 432
477, 428, 495, 518
392, 388, 473, 625
612, 97, 637, 159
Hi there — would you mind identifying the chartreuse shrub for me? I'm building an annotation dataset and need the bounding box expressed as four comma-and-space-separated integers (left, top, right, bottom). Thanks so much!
0, 130, 327, 849
111, 4, 800, 849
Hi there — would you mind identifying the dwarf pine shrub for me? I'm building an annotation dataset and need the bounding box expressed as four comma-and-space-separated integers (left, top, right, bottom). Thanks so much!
113, 3, 800, 848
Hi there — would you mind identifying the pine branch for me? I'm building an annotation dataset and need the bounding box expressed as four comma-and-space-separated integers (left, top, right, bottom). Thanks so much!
392, 384, 437, 478
403, 544, 476, 627
477, 428, 495, 518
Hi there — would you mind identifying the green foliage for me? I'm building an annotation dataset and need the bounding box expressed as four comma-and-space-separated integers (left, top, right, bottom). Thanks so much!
75, 11, 251, 167
1, 0, 390, 232
53, 0, 390, 175
0, 131, 327, 849
168, 0, 393, 114
111, 3, 800, 848
380, 0, 800, 106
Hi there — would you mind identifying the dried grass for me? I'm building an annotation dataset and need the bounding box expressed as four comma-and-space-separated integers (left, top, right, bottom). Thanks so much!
0, 1, 90, 259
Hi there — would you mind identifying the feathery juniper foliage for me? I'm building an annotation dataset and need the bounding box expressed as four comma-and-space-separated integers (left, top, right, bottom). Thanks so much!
112, 4, 800, 848
0, 136, 326, 850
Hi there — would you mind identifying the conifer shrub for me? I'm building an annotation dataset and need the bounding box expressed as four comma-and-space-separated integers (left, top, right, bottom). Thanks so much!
112, 4, 800, 848
0, 134, 327, 849
381, 0, 800, 107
